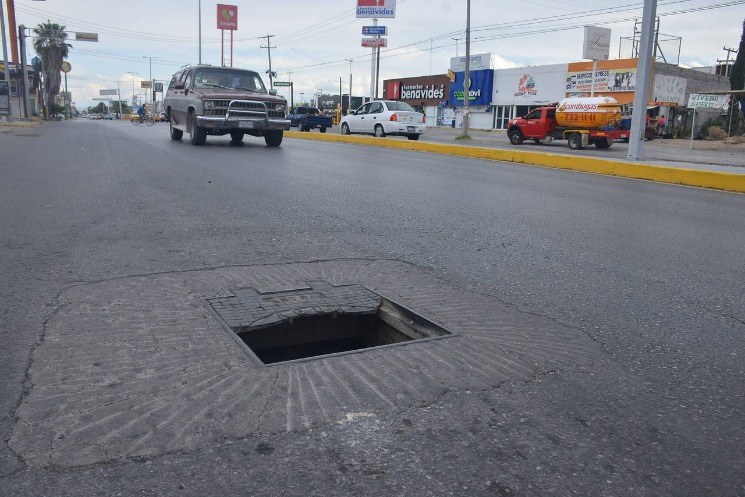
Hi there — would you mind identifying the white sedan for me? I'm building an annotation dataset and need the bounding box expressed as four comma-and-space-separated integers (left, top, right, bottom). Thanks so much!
340, 100, 425, 140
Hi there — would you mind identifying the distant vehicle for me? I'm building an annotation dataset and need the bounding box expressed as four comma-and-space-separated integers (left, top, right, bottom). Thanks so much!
104, 114, 113, 120
289, 106, 333, 133
163, 64, 290, 147
96, 113, 104, 120
340, 100, 425, 140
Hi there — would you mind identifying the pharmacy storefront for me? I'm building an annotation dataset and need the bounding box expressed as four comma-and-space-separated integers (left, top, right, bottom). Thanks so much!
383, 75, 450, 126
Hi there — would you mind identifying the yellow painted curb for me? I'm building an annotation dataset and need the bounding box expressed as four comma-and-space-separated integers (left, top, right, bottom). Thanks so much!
286, 131, 745, 194
0, 120, 41, 128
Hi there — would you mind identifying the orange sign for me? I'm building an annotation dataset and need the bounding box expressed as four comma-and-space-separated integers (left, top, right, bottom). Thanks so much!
61, 61, 72, 73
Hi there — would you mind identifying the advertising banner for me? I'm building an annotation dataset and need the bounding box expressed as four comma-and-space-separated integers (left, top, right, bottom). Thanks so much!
566, 68, 636, 94
449, 69, 494, 107
217, 4, 238, 30
356, 0, 396, 18
99, 89, 118, 96
361, 38, 387, 48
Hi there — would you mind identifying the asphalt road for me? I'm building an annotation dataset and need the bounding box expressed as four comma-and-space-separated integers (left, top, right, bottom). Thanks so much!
1, 119, 744, 496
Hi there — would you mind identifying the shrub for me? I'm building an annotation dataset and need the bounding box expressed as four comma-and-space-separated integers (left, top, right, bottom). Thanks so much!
707, 126, 728, 140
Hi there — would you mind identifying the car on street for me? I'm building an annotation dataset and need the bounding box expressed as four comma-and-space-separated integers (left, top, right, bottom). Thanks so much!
163, 64, 290, 147
340, 100, 425, 140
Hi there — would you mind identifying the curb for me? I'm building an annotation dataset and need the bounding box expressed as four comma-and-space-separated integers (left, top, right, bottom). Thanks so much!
285, 130, 745, 194
0, 120, 42, 128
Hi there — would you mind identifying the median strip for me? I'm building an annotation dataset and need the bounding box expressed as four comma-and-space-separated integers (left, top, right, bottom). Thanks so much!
286, 130, 745, 194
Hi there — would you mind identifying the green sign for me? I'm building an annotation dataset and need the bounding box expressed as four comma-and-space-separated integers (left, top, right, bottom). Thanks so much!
273, 81, 291, 87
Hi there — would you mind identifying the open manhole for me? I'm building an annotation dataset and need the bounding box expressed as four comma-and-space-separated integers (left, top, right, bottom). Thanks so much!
208, 281, 453, 365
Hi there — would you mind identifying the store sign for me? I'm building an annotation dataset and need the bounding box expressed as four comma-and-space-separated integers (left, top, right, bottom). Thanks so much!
356, 0, 396, 18
688, 93, 729, 110
217, 4, 238, 30
450, 53, 491, 72
449, 69, 494, 106
582, 26, 611, 61
75, 32, 99, 42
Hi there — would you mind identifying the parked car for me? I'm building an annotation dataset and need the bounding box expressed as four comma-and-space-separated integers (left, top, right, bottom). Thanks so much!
163, 64, 290, 147
340, 100, 425, 140
289, 106, 333, 133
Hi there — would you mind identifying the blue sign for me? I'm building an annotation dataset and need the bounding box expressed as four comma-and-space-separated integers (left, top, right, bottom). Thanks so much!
448, 69, 494, 107
362, 26, 388, 36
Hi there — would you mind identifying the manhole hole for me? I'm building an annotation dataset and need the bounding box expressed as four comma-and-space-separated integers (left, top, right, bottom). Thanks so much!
208, 281, 453, 365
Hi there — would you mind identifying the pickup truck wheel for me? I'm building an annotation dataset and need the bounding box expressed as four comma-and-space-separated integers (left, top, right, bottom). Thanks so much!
230, 131, 244, 143
169, 116, 183, 141
264, 130, 283, 147
189, 111, 207, 146
341, 123, 351, 135
508, 129, 524, 145
374, 124, 386, 138
568, 133, 584, 150
319, 127, 327, 133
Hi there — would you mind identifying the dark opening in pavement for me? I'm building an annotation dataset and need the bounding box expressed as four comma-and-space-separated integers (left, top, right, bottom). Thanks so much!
208, 282, 453, 365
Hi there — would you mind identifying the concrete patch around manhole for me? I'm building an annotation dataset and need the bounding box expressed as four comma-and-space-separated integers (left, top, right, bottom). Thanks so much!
10, 260, 603, 468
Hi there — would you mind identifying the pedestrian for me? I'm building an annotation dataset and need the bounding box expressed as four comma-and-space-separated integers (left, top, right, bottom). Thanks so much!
658, 114, 666, 136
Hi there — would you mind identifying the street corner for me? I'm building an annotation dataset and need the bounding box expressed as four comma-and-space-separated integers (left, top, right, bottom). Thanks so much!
9, 259, 602, 468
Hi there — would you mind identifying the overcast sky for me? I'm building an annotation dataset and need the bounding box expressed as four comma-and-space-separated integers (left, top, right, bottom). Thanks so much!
6, 0, 744, 109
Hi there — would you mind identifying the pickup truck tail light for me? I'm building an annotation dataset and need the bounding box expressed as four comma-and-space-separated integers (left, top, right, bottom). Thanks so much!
422, 115, 426, 124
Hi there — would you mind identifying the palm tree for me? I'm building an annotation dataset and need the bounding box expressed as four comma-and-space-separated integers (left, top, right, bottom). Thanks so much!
32, 21, 72, 118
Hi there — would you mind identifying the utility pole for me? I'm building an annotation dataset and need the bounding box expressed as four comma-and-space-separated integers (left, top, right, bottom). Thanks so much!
261, 34, 276, 88
142, 56, 157, 105
18, 23, 29, 118
628, 0, 658, 161
460, 0, 471, 139
1, 0, 12, 121
198, 0, 202, 64
718, 46, 738, 77
451, 37, 461, 57
345, 58, 353, 114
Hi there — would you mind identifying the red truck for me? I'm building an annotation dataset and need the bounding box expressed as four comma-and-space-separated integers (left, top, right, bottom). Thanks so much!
507, 97, 630, 150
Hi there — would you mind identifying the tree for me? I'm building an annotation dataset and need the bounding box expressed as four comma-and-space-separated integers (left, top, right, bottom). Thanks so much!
32, 21, 72, 118
731, 18, 745, 123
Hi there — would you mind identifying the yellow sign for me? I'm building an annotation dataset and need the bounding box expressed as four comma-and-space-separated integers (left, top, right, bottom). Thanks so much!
140, 81, 152, 89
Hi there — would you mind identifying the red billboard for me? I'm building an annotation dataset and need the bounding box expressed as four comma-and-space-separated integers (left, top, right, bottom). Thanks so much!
217, 4, 238, 30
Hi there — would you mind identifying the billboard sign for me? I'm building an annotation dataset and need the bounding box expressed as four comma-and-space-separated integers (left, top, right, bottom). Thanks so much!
99, 89, 118, 96
450, 53, 491, 72
217, 4, 238, 30
449, 69, 494, 107
362, 38, 387, 48
566, 68, 636, 94
356, 0, 396, 18
140, 81, 152, 89
582, 26, 611, 61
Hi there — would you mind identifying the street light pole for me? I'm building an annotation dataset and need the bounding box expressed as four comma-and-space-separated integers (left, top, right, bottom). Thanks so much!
142, 56, 157, 105
345, 58, 353, 114
126, 71, 139, 108
0, 0, 12, 121
198, 0, 202, 64
461, 0, 471, 139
